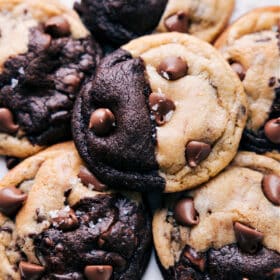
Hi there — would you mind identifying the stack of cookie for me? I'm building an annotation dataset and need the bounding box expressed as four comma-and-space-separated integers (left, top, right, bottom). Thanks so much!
0, 0, 278, 279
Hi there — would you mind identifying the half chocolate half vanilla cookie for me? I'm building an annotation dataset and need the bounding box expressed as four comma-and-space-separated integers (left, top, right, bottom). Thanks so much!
0, 0, 102, 158
74, 0, 235, 45
73, 32, 247, 193
153, 152, 280, 279
215, 7, 280, 159
0, 142, 152, 279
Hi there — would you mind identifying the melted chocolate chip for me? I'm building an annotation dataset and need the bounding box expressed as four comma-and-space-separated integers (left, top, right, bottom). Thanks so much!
19, 261, 45, 280
78, 166, 107, 191
157, 57, 188, 80
89, 108, 116, 136
149, 92, 175, 125
0, 108, 19, 134
51, 209, 79, 231
174, 197, 199, 226
45, 16, 71, 38
0, 187, 27, 216
264, 118, 280, 144
230, 62, 246, 81
84, 265, 113, 280
184, 245, 206, 272
185, 141, 211, 167
164, 11, 190, 33
233, 222, 264, 254
262, 174, 280, 206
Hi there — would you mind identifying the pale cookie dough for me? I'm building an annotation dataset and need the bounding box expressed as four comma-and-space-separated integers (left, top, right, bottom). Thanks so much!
73, 32, 247, 193
215, 7, 280, 156
0, 0, 102, 158
0, 142, 152, 280
75, 0, 235, 45
153, 152, 280, 279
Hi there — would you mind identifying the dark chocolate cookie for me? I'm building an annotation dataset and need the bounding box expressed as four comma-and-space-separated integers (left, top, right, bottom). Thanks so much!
0, 142, 152, 280
72, 33, 247, 193
0, 0, 102, 158
215, 7, 280, 159
74, 0, 235, 45
153, 152, 280, 279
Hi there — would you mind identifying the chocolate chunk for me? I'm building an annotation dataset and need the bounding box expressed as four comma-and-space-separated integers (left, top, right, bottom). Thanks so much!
29, 29, 52, 51
157, 56, 188, 80
184, 245, 206, 272
51, 208, 79, 231
164, 11, 190, 33
89, 108, 116, 136
230, 62, 246, 81
78, 166, 107, 191
185, 141, 211, 167
268, 77, 276, 87
149, 92, 176, 125
0, 108, 19, 134
0, 187, 27, 216
84, 265, 113, 280
264, 118, 280, 144
5, 156, 21, 169
174, 197, 199, 226
262, 174, 280, 206
233, 222, 264, 253
45, 16, 71, 38
19, 261, 45, 280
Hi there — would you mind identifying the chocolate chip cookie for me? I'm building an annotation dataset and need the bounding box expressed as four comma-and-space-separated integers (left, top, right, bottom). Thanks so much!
0, 142, 151, 279
75, 0, 235, 46
153, 152, 280, 279
215, 7, 280, 158
0, 0, 102, 158
73, 33, 247, 193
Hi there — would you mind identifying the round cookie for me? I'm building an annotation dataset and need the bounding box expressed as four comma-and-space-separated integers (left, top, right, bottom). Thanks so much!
73, 32, 247, 193
74, 0, 235, 46
153, 152, 280, 279
0, 0, 102, 158
215, 7, 280, 157
0, 142, 152, 279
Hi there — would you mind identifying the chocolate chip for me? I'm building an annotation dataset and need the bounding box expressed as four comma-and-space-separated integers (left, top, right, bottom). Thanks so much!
63, 74, 81, 89
84, 265, 113, 280
0, 187, 27, 216
157, 56, 188, 80
149, 92, 176, 125
0, 108, 19, 134
51, 208, 79, 231
185, 141, 211, 167
184, 245, 206, 272
164, 11, 190, 33
19, 261, 45, 280
30, 30, 51, 51
89, 108, 116, 136
264, 118, 280, 144
233, 222, 264, 253
78, 166, 107, 191
262, 174, 280, 206
230, 62, 246, 81
268, 77, 276, 87
174, 197, 199, 226
45, 16, 71, 38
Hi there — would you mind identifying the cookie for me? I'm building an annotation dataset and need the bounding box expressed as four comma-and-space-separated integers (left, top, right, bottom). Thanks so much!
0, 0, 102, 158
74, 0, 235, 46
215, 7, 280, 157
0, 142, 151, 279
153, 152, 280, 279
72, 33, 247, 193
